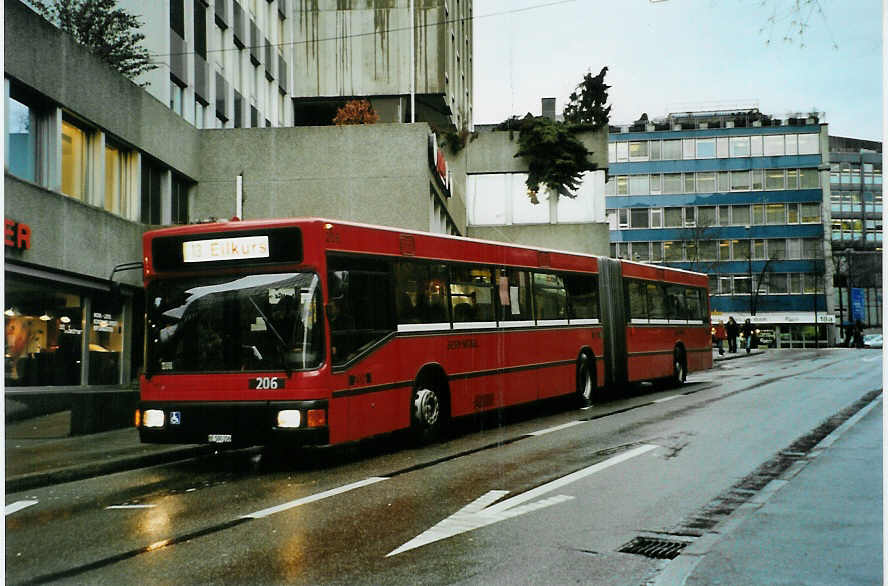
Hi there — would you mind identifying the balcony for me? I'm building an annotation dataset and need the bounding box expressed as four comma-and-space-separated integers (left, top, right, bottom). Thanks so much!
169, 29, 188, 86
265, 40, 274, 80
278, 54, 287, 92
214, 0, 229, 28
194, 54, 210, 105
215, 72, 229, 122
232, 2, 245, 48
249, 20, 261, 65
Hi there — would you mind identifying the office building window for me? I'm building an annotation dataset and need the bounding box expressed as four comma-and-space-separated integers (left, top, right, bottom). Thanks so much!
763, 135, 784, 156
801, 202, 820, 223
663, 173, 682, 194
695, 138, 715, 159
629, 174, 649, 195
141, 161, 163, 224
750, 135, 763, 156
799, 168, 819, 188
662, 139, 681, 160
631, 208, 649, 229
785, 134, 798, 155
649, 140, 661, 161
170, 79, 184, 115
766, 203, 786, 224
797, 133, 819, 155
731, 170, 750, 191
696, 172, 715, 193
765, 168, 785, 190
717, 136, 729, 158
6, 92, 38, 182
104, 142, 131, 217
61, 119, 88, 201
730, 136, 750, 157
628, 141, 648, 161
171, 174, 189, 224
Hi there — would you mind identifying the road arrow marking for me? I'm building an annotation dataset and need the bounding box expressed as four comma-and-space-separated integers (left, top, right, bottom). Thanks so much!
387, 444, 658, 557
5, 500, 38, 516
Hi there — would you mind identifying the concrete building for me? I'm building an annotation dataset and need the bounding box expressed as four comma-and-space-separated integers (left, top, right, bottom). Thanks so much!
290, 0, 473, 130
605, 109, 835, 348
828, 136, 882, 335
114, 0, 472, 132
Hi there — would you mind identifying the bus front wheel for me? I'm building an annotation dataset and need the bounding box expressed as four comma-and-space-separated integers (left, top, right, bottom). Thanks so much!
412, 385, 443, 443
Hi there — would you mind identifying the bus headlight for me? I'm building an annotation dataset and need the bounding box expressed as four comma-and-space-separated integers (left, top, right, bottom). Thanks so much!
277, 410, 302, 428
143, 409, 166, 428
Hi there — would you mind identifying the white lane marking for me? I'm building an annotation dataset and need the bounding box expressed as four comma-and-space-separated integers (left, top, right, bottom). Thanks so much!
105, 504, 157, 510
243, 477, 388, 519
653, 395, 681, 403
528, 420, 584, 436
387, 444, 659, 557
6, 500, 38, 516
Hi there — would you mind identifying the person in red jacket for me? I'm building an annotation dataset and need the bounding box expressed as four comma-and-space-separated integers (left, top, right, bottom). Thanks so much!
712, 320, 727, 355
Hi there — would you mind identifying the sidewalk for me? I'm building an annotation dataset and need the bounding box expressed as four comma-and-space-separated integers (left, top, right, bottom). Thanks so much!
661, 391, 883, 585
5, 411, 210, 493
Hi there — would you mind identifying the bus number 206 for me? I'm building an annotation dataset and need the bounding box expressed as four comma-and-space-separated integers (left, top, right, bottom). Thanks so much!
250, 377, 286, 390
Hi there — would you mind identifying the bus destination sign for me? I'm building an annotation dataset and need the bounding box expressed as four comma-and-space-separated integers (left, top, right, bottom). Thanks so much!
182, 235, 270, 263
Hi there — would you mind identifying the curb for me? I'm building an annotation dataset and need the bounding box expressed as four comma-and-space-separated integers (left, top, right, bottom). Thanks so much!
6, 445, 214, 494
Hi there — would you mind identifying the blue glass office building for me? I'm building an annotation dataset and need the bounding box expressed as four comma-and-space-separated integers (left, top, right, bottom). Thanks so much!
605, 110, 833, 347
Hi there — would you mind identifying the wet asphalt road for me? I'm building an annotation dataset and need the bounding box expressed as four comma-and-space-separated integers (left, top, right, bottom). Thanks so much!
5, 349, 882, 585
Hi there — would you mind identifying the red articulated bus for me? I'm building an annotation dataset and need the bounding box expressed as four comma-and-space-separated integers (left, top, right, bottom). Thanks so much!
136, 218, 712, 447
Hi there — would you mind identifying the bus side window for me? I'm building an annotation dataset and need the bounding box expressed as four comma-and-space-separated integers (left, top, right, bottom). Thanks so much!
394, 261, 450, 325
497, 268, 533, 322
646, 282, 667, 320
532, 273, 567, 320
450, 265, 494, 323
564, 274, 599, 319
627, 279, 647, 321
666, 284, 687, 321
685, 287, 702, 321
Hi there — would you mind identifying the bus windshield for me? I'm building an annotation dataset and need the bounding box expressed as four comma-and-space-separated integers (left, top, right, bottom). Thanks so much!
146, 272, 323, 374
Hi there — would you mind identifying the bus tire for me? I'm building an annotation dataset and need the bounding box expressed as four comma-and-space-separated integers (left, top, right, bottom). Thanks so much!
577, 354, 595, 407
411, 383, 444, 443
672, 347, 687, 387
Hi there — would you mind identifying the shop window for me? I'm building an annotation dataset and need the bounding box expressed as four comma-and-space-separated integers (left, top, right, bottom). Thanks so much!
6, 91, 38, 182
62, 119, 89, 201
88, 294, 125, 384
5, 278, 83, 387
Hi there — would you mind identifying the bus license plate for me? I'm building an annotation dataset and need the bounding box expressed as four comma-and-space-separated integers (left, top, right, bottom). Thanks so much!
208, 434, 232, 444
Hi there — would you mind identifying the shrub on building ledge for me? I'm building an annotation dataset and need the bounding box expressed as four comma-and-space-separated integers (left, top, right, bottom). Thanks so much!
333, 99, 379, 125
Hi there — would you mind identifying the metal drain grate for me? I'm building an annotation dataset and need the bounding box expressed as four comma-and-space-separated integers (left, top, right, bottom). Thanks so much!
618, 536, 688, 559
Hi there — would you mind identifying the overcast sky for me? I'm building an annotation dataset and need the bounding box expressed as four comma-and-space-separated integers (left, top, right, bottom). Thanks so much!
472, 0, 883, 141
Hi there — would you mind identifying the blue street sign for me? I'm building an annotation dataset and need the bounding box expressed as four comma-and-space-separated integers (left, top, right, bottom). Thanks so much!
850, 288, 865, 322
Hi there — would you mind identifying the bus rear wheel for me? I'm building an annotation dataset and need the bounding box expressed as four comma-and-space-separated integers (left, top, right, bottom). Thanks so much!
672, 347, 687, 387
412, 385, 443, 443
577, 354, 595, 407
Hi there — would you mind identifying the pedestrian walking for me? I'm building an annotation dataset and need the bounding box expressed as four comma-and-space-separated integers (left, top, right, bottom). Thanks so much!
712, 320, 727, 355
742, 318, 754, 353
726, 316, 739, 353
854, 319, 865, 349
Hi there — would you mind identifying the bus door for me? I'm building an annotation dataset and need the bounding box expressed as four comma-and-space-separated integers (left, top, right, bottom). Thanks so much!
598, 257, 628, 387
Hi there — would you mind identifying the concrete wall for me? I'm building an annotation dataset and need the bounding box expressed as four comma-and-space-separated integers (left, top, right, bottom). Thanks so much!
464, 126, 610, 254
4, 0, 201, 179
467, 223, 610, 256
5, 177, 145, 287
195, 122, 467, 233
